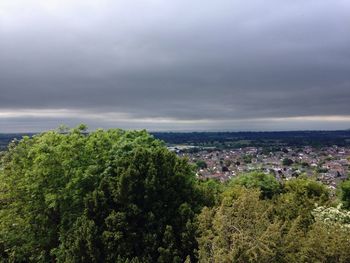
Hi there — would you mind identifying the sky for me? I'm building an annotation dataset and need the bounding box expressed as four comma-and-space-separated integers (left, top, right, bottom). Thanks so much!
1, 0, 350, 132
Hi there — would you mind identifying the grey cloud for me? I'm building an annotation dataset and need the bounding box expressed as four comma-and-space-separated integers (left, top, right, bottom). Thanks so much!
0, 0, 350, 131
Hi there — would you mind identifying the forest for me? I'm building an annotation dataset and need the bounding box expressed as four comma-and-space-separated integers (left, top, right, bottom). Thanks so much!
1, 126, 350, 262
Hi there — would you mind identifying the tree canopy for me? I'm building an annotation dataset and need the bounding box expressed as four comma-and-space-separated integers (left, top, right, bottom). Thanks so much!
197, 178, 349, 263
0, 126, 205, 262
229, 172, 281, 199
0, 126, 349, 262
339, 179, 350, 209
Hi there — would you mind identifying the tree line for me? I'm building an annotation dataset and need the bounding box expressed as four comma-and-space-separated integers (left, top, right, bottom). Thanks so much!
0, 126, 350, 262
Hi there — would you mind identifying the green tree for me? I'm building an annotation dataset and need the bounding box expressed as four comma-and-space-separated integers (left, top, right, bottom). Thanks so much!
282, 158, 293, 166
229, 172, 281, 199
274, 178, 329, 225
197, 177, 335, 263
300, 222, 350, 262
195, 160, 207, 169
197, 187, 281, 263
0, 126, 205, 262
197, 179, 225, 206
242, 154, 252, 164
339, 180, 350, 209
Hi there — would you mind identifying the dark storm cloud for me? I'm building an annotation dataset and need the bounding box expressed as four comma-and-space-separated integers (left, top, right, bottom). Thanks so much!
0, 0, 350, 131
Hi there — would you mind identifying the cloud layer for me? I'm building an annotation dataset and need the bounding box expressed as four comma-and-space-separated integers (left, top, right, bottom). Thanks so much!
1, 0, 350, 131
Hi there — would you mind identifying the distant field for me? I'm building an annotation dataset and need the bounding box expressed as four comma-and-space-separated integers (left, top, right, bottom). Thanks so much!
152, 130, 350, 148
0, 134, 29, 150
1, 130, 350, 151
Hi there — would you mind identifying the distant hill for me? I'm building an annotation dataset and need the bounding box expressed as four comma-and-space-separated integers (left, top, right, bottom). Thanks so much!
0, 134, 34, 150
1, 130, 350, 150
151, 130, 350, 148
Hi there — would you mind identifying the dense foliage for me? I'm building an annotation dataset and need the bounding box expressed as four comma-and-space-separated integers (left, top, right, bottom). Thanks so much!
229, 172, 281, 199
0, 126, 349, 262
339, 180, 350, 209
197, 177, 350, 263
0, 126, 205, 262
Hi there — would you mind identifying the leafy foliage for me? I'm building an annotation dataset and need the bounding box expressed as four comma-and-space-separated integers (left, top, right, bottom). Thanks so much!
274, 177, 330, 223
0, 126, 205, 262
339, 179, 350, 209
198, 187, 280, 263
0, 126, 349, 262
195, 160, 207, 169
197, 177, 348, 263
229, 172, 281, 199
282, 158, 293, 166
312, 204, 350, 227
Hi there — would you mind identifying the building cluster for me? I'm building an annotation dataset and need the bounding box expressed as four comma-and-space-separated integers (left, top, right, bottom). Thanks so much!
175, 146, 350, 188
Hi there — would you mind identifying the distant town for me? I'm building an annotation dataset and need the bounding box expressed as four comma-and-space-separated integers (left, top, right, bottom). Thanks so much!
1, 130, 350, 189
162, 130, 350, 188
171, 145, 349, 189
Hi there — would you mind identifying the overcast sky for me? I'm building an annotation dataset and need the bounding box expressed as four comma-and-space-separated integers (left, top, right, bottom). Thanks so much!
1, 0, 350, 132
